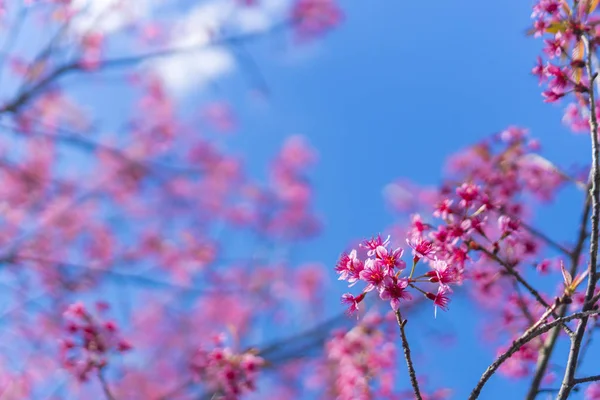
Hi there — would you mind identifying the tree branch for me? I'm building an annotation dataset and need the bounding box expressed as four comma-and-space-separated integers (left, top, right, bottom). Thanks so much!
573, 374, 600, 384
0, 21, 291, 115
475, 243, 572, 335
468, 309, 600, 400
556, 35, 600, 400
97, 369, 116, 400
496, 207, 573, 256
394, 309, 423, 400
519, 220, 572, 257
525, 184, 592, 399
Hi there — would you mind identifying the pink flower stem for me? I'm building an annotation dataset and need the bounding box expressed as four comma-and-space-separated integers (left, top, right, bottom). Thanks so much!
408, 259, 418, 280
408, 282, 427, 296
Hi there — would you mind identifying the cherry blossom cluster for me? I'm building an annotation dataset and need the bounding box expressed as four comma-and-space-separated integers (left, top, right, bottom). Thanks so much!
292, 0, 343, 39
447, 127, 566, 203
190, 339, 264, 400
323, 314, 396, 399
375, 124, 592, 395
336, 232, 456, 316
588, 382, 600, 399
337, 153, 541, 317
530, 0, 599, 102
337, 126, 574, 346
529, 0, 600, 135
0, 0, 349, 398
59, 302, 132, 382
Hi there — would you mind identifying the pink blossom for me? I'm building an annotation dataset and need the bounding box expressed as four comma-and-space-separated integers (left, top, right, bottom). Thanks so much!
411, 214, 432, 233
360, 234, 390, 256
407, 236, 436, 260
498, 215, 520, 236
426, 286, 451, 317
498, 343, 537, 378
532, 0, 560, 17
375, 245, 406, 270
426, 259, 460, 287
542, 88, 566, 102
61, 302, 132, 382
543, 32, 566, 58
341, 292, 366, 315
379, 276, 411, 311
359, 258, 390, 292
456, 182, 480, 208
586, 383, 600, 400
190, 343, 264, 398
533, 20, 548, 38
335, 250, 364, 286
433, 199, 454, 220
291, 0, 343, 39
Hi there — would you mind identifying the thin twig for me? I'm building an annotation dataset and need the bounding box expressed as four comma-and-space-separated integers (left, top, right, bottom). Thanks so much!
549, 374, 600, 397
519, 220, 572, 257
476, 245, 550, 308
512, 281, 546, 346
467, 309, 600, 400
525, 186, 592, 399
9, 254, 224, 294
0, 121, 203, 176
576, 318, 599, 372
394, 309, 423, 400
97, 369, 116, 400
256, 313, 346, 359
475, 244, 572, 335
496, 207, 573, 256
573, 374, 600, 384
0, 21, 292, 115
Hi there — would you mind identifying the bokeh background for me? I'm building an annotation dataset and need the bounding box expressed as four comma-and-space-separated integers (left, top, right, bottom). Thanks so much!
1, 0, 598, 398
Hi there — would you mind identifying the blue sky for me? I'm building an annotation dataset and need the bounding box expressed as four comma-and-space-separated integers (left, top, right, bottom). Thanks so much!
221, 0, 598, 398
10, 0, 599, 397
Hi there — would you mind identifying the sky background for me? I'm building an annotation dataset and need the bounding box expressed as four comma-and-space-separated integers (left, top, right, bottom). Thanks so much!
224, 0, 597, 398
16, 0, 600, 398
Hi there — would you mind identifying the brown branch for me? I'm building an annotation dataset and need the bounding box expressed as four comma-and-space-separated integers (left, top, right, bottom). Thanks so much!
0, 21, 291, 115
546, 374, 600, 398
8, 254, 227, 294
97, 369, 116, 400
468, 309, 600, 400
496, 206, 573, 256
519, 220, 572, 257
573, 374, 600, 384
525, 184, 592, 399
576, 318, 599, 373
512, 281, 546, 347
475, 243, 572, 335
394, 309, 423, 400
557, 35, 600, 400
476, 245, 550, 308
0, 121, 203, 176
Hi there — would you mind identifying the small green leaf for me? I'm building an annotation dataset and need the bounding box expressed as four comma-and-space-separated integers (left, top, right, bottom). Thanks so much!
546, 21, 568, 34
